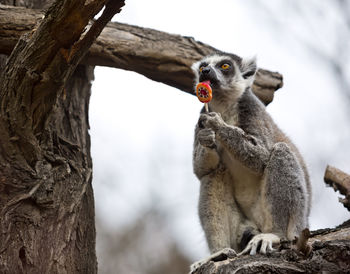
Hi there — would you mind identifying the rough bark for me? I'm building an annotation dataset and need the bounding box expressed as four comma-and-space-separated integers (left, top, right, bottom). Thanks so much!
324, 165, 350, 211
0, 0, 124, 273
192, 222, 350, 274
0, 0, 54, 8
0, 4, 283, 105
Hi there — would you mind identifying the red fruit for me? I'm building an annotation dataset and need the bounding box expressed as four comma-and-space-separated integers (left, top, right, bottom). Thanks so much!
196, 82, 212, 103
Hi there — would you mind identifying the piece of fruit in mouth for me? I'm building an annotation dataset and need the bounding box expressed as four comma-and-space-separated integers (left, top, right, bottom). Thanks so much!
196, 81, 212, 103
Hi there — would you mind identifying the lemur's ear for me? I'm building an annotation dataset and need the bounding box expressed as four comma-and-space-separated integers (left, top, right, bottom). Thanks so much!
240, 57, 257, 79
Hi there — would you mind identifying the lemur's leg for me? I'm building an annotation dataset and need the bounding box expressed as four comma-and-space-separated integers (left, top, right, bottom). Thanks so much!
198, 170, 232, 253
193, 126, 232, 253
191, 168, 261, 273
262, 142, 308, 239
191, 169, 240, 273
240, 142, 308, 255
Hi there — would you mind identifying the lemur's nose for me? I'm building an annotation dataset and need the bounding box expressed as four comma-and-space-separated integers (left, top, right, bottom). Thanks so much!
202, 67, 211, 74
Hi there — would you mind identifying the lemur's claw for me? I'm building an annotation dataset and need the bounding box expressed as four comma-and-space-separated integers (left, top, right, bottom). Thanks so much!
238, 233, 280, 256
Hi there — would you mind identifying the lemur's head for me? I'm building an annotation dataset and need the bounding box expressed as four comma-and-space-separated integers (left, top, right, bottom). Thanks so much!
192, 53, 257, 100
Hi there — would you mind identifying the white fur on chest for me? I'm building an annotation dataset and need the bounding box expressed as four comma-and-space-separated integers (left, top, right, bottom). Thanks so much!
223, 152, 260, 206
219, 137, 266, 231
211, 101, 239, 127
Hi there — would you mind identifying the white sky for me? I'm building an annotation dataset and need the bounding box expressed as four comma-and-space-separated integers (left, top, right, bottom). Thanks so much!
90, 0, 350, 260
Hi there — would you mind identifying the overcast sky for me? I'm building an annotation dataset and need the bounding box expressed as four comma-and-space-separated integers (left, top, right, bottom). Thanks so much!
90, 0, 350, 260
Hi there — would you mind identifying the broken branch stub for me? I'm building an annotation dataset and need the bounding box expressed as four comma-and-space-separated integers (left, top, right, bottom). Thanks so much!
324, 165, 350, 211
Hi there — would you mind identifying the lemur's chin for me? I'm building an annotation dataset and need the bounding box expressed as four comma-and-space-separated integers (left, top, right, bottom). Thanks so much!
199, 75, 219, 87
208, 80, 221, 90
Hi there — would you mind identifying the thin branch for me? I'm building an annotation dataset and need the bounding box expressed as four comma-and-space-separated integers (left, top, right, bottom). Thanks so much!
295, 228, 312, 256
324, 165, 350, 211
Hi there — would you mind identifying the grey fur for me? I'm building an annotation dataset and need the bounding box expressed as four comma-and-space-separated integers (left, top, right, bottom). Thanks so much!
190, 54, 311, 271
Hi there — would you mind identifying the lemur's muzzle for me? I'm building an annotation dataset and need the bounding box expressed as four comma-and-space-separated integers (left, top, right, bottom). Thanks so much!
199, 66, 219, 85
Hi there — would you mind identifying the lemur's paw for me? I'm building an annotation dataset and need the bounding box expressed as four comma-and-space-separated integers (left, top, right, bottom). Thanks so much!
197, 128, 216, 148
189, 248, 236, 274
198, 112, 225, 131
238, 233, 280, 256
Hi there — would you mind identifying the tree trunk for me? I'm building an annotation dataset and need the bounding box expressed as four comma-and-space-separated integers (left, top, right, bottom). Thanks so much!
0, 0, 124, 273
0, 64, 96, 274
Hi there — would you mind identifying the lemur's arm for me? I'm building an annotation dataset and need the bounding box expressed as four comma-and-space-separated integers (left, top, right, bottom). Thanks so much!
193, 126, 220, 179
193, 117, 262, 252
198, 112, 270, 174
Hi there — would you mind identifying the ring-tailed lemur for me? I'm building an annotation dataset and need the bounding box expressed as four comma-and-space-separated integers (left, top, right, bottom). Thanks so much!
190, 53, 311, 272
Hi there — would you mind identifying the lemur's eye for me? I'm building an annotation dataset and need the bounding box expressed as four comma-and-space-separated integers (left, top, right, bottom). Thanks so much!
199, 66, 205, 72
221, 63, 230, 70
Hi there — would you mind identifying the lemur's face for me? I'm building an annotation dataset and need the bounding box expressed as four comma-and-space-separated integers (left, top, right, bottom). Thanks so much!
195, 55, 237, 90
192, 54, 257, 97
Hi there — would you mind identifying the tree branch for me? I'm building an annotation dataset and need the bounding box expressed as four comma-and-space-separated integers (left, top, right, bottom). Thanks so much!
324, 165, 350, 211
0, 4, 283, 105
193, 222, 350, 274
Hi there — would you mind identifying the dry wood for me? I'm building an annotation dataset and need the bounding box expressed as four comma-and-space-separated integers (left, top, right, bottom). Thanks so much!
193, 224, 350, 274
324, 165, 350, 211
0, 0, 124, 163
295, 228, 312, 256
0, 4, 283, 105
0, 0, 124, 273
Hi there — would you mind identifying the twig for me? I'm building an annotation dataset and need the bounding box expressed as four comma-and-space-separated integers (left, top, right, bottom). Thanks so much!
324, 165, 350, 211
295, 228, 312, 256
